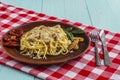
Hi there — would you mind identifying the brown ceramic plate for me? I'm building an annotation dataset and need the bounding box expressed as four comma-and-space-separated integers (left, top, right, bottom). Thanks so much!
2, 21, 90, 65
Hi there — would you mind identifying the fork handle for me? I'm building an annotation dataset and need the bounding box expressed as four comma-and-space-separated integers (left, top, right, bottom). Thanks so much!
94, 42, 101, 66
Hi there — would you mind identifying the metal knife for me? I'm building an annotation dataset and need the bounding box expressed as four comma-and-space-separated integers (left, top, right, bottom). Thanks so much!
99, 29, 111, 66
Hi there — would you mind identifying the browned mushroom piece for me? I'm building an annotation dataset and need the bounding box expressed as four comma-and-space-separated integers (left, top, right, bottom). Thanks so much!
68, 37, 84, 50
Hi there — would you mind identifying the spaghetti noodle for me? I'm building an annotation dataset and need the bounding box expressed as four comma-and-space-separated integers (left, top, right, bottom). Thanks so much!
20, 25, 71, 59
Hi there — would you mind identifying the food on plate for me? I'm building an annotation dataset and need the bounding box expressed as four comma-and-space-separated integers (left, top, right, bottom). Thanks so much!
68, 37, 84, 50
20, 25, 71, 59
20, 25, 84, 59
3, 24, 84, 59
3, 28, 24, 47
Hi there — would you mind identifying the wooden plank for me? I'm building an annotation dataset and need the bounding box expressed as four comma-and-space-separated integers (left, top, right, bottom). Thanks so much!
65, 0, 91, 25
0, 65, 1, 71
0, 65, 34, 80
106, 0, 120, 18
0, 0, 43, 80
0, 0, 43, 12
85, 0, 120, 32
34, 77, 44, 80
42, 0, 65, 18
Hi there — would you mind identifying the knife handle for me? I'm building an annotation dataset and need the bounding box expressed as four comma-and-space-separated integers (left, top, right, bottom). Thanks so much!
94, 42, 101, 66
103, 45, 111, 66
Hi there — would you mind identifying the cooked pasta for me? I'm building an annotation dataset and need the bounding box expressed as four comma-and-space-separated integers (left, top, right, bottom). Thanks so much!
20, 25, 71, 59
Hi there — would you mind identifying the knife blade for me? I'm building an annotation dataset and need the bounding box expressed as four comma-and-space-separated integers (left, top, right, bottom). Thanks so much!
99, 29, 111, 66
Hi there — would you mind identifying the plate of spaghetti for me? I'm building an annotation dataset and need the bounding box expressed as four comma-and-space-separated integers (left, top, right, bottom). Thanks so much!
2, 21, 90, 65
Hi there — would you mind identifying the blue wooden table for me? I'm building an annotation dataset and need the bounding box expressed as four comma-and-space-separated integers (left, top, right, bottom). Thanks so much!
0, 0, 120, 80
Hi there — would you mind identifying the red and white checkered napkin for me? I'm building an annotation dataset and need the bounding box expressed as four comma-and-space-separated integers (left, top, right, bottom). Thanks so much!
0, 2, 120, 80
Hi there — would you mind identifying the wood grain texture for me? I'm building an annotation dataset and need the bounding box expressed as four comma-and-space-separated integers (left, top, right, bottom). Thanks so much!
106, 0, 120, 17
0, 0, 43, 12
0, 1, 42, 80
0, 65, 34, 80
65, 0, 91, 25
0, 0, 120, 80
86, 0, 120, 32
42, 0, 65, 18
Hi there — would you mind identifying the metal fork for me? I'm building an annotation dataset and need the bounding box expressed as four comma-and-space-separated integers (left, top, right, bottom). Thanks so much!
90, 30, 101, 66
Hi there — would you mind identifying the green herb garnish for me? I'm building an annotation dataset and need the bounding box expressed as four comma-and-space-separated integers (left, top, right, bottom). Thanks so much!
71, 29, 84, 34
64, 27, 84, 41
64, 30, 74, 41
65, 27, 73, 31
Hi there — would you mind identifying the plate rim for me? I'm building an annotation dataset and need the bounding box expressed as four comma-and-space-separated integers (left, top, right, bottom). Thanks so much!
1, 21, 90, 65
